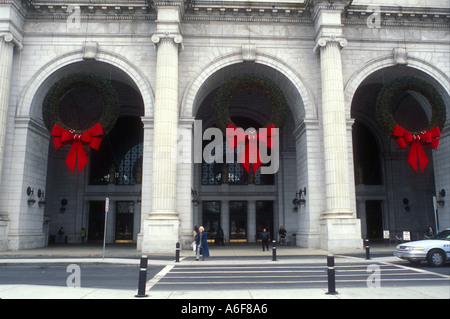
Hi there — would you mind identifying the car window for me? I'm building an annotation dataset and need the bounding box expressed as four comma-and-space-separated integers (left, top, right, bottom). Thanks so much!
435, 230, 450, 240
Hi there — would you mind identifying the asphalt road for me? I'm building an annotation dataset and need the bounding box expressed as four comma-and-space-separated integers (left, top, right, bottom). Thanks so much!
0, 257, 447, 291
0, 263, 165, 290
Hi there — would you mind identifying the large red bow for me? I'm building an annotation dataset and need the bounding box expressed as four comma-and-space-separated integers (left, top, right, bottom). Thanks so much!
393, 125, 440, 172
51, 124, 104, 173
226, 124, 277, 173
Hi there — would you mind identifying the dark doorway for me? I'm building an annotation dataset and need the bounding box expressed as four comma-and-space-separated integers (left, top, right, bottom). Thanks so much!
366, 200, 383, 239
115, 201, 134, 243
88, 201, 106, 242
229, 201, 247, 242
256, 201, 274, 241
202, 201, 221, 241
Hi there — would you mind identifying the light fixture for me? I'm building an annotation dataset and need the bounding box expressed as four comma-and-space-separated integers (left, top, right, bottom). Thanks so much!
37, 189, 47, 208
191, 188, 199, 206
437, 189, 445, 206
293, 187, 307, 208
60, 199, 68, 213
26, 187, 36, 206
402, 198, 410, 211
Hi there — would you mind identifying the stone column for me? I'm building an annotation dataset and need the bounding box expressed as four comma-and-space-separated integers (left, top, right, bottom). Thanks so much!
247, 200, 256, 242
142, 2, 184, 254
220, 200, 229, 243
0, 33, 15, 181
315, 36, 353, 218
314, 36, 362, 251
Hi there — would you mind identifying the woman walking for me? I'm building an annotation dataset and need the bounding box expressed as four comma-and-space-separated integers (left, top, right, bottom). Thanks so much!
195, 226, 210, 261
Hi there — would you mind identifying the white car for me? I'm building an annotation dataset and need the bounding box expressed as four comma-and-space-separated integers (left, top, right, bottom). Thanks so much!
394, 229, 450, 267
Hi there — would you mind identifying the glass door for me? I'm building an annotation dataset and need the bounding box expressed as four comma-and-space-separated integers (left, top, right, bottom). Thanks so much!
229, 201, 247, 242
202, 201, 221, 242
256, 201, 274, 241
88, 201, 105, 242
115, 201, 134, 243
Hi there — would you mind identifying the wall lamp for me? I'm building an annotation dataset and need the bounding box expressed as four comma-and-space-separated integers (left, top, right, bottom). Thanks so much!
60, 199, 68, 213
293, 187, 307, 208
26, 187, 36, 206
402, 198, 410, 212
437, 189, 445, 206
191, 188, 199, 206
37, 189, 47, 208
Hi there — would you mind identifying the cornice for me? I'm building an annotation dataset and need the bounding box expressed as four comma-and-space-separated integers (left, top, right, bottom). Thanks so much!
343, 4, 450, 28
19, 1, 450, 28
25, 1, 156, 20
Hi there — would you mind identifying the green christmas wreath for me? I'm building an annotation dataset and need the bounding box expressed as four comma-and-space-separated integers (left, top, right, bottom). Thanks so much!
212, 73, 288, 133
42, 72, 120, 135
376, 76, 446, 137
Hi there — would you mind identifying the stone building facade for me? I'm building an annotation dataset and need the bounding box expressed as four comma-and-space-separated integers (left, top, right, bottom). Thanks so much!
0, 0, 448, 253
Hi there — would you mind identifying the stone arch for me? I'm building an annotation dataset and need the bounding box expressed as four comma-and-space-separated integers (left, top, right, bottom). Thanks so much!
16, 49, 154, 121
344, 54, 450, 122
347, 54, 450, 238
180, 51, 317, 124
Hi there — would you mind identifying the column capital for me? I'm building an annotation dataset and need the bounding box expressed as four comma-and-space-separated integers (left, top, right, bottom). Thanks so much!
0, 32, 23, 50
151, 32, 183, 50
313, 36, 348, 54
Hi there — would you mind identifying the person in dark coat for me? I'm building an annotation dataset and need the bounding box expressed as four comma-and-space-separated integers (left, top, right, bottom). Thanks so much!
195, 226, 210, 261
215, 226, 224, 246
261, 228, 270, 251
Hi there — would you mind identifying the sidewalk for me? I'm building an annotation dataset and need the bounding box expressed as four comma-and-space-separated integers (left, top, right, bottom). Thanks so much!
0, 243, 448, 299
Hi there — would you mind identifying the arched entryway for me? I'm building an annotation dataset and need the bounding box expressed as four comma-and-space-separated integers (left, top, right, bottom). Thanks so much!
27, 59, 148, 246
350, 65, 449, 241
188, 61, 312, 246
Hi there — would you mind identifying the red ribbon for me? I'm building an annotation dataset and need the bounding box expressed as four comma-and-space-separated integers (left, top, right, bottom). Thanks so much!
51, 124, 104, 173
393, 125, 440, 172
226, 124, 277, 173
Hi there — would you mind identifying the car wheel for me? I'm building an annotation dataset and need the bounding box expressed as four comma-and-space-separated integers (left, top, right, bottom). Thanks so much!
427, 249, 445, 267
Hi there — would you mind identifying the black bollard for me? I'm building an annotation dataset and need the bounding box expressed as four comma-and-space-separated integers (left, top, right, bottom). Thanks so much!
272, 240, 277, 261
175, 242, 180, 262
326, 254, 338, 295
135, 255, 148, 297
365, 239, 371, 260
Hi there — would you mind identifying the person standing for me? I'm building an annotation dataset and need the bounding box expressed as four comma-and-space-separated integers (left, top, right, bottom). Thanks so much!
279, 226, 287, 245
58, 227, 65, 244
216, 226, 224, 246
80, 227, 86, 244
195, 226, 210, 261
261, 228, 270, 251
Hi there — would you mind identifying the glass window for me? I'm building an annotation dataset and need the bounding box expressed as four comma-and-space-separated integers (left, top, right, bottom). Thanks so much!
89, 117, 143, 185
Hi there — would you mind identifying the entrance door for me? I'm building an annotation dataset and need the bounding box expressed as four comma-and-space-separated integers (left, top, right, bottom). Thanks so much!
256, 201, 274, 241
366, 200, 383, 239
202, 201, 221, 241
115, 201, 134, 243
88, 201, 105, 242
229, 201, 247, 242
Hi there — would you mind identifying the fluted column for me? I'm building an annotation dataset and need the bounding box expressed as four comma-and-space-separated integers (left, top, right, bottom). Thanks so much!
142, 1, 184, 254
150, 34, 183, 217
0, 33, 15, 181
315, 37, 353, 219
314, 32, 362, 251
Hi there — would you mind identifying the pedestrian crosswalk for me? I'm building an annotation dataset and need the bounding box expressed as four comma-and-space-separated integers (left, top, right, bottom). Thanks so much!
149, 260, 449, 291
